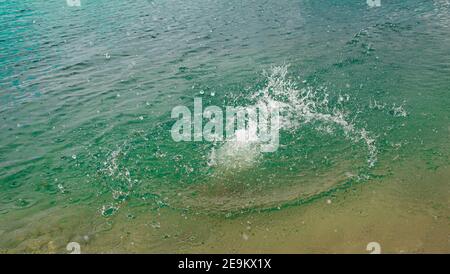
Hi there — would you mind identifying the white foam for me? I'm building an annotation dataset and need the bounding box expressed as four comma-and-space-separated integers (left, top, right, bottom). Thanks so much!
211, 65, 378, 170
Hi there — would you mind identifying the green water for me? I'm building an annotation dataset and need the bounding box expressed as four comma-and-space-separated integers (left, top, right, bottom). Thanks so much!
0, 0, 449, 252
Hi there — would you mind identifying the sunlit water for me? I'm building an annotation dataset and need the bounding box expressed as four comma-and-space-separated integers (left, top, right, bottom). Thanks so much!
0, 0, 449, 252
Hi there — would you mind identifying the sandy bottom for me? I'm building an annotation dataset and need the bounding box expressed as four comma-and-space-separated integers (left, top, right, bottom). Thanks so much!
0, 159, 448, 254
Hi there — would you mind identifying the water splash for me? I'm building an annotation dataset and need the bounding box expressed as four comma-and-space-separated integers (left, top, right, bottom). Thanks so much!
212, 65, 378, 170
96, 65, 382, 214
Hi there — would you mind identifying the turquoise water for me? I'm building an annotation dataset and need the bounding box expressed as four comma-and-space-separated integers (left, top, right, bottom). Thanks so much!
1, 0, 449, 251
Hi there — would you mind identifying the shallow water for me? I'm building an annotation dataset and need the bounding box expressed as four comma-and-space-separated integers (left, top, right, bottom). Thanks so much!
0, 0, 449, 253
